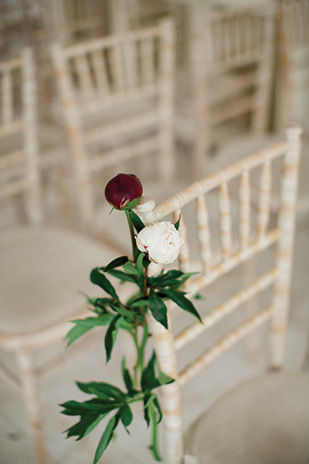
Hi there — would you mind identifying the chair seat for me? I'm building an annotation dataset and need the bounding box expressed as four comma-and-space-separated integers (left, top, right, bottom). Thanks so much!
185, 371, 309, 464
0, 226, 116, 335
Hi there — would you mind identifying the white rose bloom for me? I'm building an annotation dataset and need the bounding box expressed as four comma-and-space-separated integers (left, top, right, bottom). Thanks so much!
136, 221, 184, 265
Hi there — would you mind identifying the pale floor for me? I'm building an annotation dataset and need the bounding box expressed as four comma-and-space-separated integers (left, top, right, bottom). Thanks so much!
0, 139, 309, 464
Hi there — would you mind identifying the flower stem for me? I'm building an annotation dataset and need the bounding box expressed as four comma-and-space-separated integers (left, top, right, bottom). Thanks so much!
125, 209, 136, 261
149, 401, 162, 461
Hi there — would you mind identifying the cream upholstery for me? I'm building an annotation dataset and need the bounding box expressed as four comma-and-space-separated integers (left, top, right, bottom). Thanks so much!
0, 226, 116, 335
186, 371, 309, 464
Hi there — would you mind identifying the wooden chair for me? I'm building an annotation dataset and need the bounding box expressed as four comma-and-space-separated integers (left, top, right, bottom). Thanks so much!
276, 0, 309, 131
136, 126, 309, 464
0, 48, 120, 464
177, 6, 277, 179
51, 19, 176, 237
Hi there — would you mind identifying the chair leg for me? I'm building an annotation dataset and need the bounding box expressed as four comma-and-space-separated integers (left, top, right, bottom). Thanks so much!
16, 349, 48, 464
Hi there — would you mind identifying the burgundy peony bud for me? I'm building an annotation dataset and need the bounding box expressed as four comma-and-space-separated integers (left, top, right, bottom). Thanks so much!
105, 173, 143, 210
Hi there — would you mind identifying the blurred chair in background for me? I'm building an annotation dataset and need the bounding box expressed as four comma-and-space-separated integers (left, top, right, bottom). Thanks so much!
0, 47, 121, 464
276, 0, 309, 132
137, 126, 309, 464
177, 6, 277, 179
51, 19, 176, 247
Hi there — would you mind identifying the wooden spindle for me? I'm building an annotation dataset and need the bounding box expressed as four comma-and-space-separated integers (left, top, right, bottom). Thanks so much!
239, 170, 251, 250
140, 36, 155, 85
2, 70, 13, 128
258, 160, 271, 237
91, 49, 109, 96
173, 209, 190, 275
73, 54, 95, 109
218, 179, 232, 259
196, 195, 212, 272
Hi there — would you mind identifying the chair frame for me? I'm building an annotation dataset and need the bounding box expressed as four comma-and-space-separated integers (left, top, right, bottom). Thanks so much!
190, 6, 275, 178
276, 0, 309, 129
136, 126, 302, 464
51, 19, 176, 231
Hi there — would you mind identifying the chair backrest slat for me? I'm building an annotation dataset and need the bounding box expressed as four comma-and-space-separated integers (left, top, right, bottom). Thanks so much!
257, 160, 272, 237
218, 180, 232, 259
239, 170, 251, 249
196, 195, 212, 273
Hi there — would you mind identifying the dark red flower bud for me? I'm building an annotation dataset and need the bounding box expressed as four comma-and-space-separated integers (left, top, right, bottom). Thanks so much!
105, 173, 143, 210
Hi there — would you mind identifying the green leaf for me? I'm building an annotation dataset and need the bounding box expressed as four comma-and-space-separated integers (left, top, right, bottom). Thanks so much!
136, 251, 146, 273
107, 269, 138, 284
93, 413, 120, 464
158, 371, 175, 386
123, 261, 140, 275
90, 268, 119, 300
148, 289, 168, 329
143, 393, 151, 427
104, 256, 129, 272
60, 400, 114, 415
76, 381, 125, 400
152, 395, 163, 424
193, 291, 205, 300
66, 315, 114, 347
150, 270, 183, 285
65, 413, 106, 441
159, 288, 202, 323
105, 314, 121, 362
129, 297, 149, 309
119, 403, 133, 432
121, 358, 133, 393
174, 215, 181, 231
128, 209, 145, 233
141, 352, 159, 391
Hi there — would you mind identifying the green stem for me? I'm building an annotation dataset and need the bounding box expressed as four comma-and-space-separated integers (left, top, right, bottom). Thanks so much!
139, 322, 148, 372
149, 401, 162, 461
125, 209, 136, 261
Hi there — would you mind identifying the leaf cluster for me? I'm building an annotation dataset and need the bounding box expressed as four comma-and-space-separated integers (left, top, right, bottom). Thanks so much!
61, 354, 173, 463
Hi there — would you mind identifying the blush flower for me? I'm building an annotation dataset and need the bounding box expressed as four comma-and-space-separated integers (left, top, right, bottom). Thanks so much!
136, 222, 184, 265
105, 173, 143, 210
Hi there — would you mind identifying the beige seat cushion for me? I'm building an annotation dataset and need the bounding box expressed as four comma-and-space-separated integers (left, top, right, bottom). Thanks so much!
185, 371, 309, 464
0, 226, 117, 335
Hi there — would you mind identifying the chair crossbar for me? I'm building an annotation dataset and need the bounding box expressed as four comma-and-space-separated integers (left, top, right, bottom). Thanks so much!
153, 141, 288, 220
192, 229, 279, 292
209, 51, 262, 74
0, 179, 30, 200
89, 136, 159, 172
212, 95, 255, 125
0, 57, 22, 73
84, 109, 159, 145
0, 120, 24, 137
179, 305, 273, 386
80, 84, 159, 116
65, 26, 160, 58
175, 269, 277, 351
0, 150, 25, 170
208, 72, 257, 104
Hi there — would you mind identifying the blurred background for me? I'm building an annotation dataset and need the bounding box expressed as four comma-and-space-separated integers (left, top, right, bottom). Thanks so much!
0, 0, 308, 463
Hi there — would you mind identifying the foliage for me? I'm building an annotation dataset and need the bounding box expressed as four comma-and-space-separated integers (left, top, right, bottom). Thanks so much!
61, 203, 201, 463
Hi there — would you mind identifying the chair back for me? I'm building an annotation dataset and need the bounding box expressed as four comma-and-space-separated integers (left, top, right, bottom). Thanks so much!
191, 7, 275, 177
0, 48, 41, 227
136, 126, 302, 464
51, 19, 175, 228
277, 0, 309, 127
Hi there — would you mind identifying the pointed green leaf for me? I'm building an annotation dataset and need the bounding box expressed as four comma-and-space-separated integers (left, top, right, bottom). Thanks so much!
130, 297, 149, 309
66, 314, 114, 347
90, 268, 119, 300
105, 314, 121, 362
104, 256, 129, 272
76, 381, 125, 399
148, 289, 168, 329
141, 351, 159, 391
65, 413, 107, 441
121, 358, 133, 393
158, 371, 175, 386
93, 413, 120, 464
152, 395, 163, 424
128, 209, 145, 232
107, 269, 138, 284
174, 215, 181, 231
123, 261, 140, 275
119, 403, 133, 431
159, 288, 202, 323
